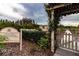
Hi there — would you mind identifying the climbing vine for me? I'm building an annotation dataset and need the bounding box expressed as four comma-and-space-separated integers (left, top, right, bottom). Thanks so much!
48, 11, 60, 51
45, 4, 61, 50
48, 12, 60, 32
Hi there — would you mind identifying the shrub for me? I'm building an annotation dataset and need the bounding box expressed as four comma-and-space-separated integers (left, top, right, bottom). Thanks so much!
37, 37, 49, 49
0, 35, 7, 49
0, 35, 7, 42
22, 30, 45, 42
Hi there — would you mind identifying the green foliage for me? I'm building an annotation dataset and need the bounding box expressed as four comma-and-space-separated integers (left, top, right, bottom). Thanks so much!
48, 20, 54, 32
0, 19, 49, 49
0, 43, 5, 49
22, 30, 45, 42
0, 19, 40, 31
37, 37, 49, 49
0, 35, 7, 49
22, 29, 49, 49
0, 35, 7, 42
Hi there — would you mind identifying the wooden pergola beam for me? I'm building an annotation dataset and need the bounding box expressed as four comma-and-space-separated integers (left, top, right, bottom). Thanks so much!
45, 3, 79, 53
46, 4, 71, 10
60, 8, 79, 16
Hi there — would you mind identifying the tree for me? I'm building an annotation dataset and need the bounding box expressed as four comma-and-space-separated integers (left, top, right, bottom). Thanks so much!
0, 18, 40, 30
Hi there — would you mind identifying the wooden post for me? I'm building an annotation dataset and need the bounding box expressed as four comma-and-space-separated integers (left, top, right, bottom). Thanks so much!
51, 10, 55, 52
20, 29, 22, 51
51, 31, 54, 52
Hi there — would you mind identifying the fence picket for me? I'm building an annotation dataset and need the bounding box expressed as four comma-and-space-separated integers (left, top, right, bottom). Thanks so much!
59, 32, 61, 47
72, 34, 74, 50
68, 34, 70, 49
65, 33, 67, 48
58, 30, 79, 52
75, 37, 77, 51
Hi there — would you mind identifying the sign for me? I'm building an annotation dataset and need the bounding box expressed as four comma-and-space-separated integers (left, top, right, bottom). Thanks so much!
0, 27, 22, 51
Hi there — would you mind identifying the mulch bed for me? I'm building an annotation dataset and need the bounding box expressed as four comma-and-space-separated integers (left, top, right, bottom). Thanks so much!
0, 40, 53, 56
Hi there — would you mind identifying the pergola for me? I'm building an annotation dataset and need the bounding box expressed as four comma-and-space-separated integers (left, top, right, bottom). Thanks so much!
45, 3, 79, 52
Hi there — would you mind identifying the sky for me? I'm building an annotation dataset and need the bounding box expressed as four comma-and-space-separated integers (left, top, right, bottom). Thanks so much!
60, 13, 79, 26
0, 3, 48, 25
1, 3, 79, 26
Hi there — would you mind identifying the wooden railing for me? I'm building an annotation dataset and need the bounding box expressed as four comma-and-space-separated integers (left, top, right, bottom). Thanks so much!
58, 33, 79, 52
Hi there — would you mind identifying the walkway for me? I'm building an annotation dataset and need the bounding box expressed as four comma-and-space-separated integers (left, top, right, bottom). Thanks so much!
54, 48, 79, 56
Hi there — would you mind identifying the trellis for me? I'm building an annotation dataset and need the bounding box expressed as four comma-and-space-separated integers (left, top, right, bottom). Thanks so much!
45, 3, 79, 52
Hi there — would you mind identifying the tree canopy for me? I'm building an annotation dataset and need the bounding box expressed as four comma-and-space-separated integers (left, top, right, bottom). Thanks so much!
0, 18, 40, 31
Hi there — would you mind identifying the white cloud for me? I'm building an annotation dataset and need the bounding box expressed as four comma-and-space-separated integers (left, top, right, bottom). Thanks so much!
60, 13, 79, 26
32, 9, 48, 25
60, 21, 79, 26
0, 3, 48, 25
0, 3, 28, 20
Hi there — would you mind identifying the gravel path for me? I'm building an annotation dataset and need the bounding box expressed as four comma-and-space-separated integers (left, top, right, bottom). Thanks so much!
0, 40, 53, 56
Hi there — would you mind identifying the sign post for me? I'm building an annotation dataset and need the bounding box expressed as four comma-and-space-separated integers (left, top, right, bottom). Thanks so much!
20, 29, 22, 51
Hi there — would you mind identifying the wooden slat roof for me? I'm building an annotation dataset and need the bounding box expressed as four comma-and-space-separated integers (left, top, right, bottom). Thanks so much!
45, 3, 79, 16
